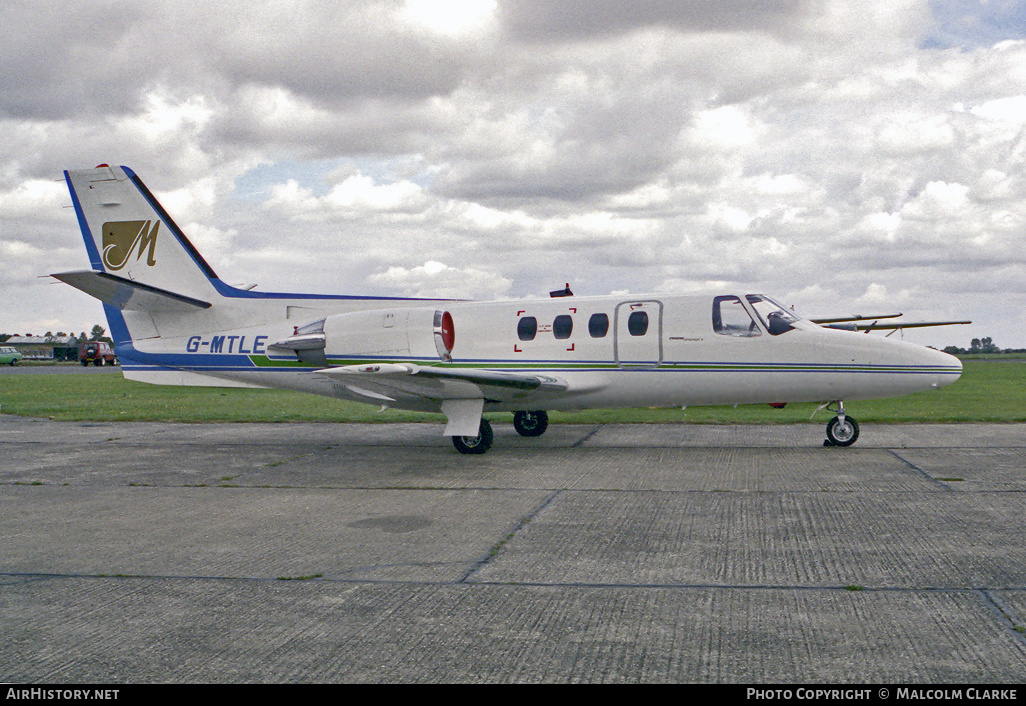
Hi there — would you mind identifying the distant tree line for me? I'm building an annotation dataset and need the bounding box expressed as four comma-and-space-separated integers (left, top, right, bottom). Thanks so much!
0, 325, 111, 344
943, 337, 1026, 355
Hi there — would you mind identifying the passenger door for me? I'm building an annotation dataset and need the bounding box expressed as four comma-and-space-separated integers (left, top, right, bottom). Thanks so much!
614, 300, 662, 367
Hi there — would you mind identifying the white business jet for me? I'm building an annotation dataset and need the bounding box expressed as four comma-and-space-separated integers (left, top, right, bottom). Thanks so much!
54, 166, 965, 454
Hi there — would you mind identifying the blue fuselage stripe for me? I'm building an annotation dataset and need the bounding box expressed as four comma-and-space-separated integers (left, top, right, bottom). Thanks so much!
117, 351, 961, 376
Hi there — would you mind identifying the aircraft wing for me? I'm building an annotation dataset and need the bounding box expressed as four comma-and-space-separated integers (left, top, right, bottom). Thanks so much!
314, 363, 569, 404
845, 320, 972, 332
809, 313, 903, 324
810, 313, 970, 332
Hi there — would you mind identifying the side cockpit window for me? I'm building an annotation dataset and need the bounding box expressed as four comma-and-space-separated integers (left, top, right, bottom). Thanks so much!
712, 296, 760, 337
746, 294, 798, 336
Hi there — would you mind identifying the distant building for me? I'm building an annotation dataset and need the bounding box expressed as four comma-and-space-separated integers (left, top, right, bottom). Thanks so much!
3, 335, 80, 361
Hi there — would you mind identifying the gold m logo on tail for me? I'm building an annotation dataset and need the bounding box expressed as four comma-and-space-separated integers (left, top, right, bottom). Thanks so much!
102, 220, 159, 271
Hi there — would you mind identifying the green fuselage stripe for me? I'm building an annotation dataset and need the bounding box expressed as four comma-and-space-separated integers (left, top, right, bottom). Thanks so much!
245, 354, 959, 375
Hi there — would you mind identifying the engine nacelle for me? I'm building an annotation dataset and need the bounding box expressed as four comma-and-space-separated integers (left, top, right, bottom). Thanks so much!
325, 308, 454, 361
270, 308, 455, 366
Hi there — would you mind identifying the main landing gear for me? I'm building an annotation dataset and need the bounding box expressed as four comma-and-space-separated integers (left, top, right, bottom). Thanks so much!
823, 401, 860, 447
452, 418, 494, 455
513, 410, 549, 437
451, 410, 550, 455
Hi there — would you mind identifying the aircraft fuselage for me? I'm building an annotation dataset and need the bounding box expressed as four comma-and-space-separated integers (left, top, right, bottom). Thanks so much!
111, 291, 962, 414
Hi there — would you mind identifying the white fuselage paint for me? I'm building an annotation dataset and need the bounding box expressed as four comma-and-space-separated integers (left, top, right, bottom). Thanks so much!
117, 292, 962, 415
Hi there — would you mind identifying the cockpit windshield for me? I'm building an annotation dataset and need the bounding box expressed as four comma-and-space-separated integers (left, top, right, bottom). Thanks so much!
745, 294, 800, 335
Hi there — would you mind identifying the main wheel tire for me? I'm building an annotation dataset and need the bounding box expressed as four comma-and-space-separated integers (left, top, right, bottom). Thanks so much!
826, 415, 859, 447
452, 418, 494, 455
513, 410, 549, 437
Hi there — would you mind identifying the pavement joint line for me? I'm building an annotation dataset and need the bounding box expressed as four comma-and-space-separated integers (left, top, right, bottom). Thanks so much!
457, 489, 564, 584
885, 448, 956, 490
5, 480, 1025, 495
571, 424, 605, 447
10, 479, 1015, 494
977, 589, 1026, 643
4, 571, 1026, 593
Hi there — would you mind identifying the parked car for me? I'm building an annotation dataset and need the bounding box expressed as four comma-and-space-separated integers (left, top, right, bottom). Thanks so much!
0, 346, 23, 365
79, 341, 118, 366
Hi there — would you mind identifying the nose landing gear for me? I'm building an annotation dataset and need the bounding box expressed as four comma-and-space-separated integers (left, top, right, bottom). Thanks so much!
822, 401, 860, 447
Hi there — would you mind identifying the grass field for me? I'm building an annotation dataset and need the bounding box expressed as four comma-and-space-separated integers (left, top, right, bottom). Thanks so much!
1, 359, 1023, 425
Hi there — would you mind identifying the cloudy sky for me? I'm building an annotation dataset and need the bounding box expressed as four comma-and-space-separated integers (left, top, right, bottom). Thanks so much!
3, 0, 1026, 349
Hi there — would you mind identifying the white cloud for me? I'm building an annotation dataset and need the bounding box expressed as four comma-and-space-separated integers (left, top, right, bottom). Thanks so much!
0, 178, 67, 218
400, 0, 499, 37
367, 260, 512, 299
688, 106, 764, 150
324, 175, 427, 213
967, 94, 1026, 125
900, 180, 971, 220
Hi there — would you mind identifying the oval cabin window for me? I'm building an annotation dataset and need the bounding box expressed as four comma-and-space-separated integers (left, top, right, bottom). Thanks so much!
553, 315, 573, 339
517, 316, 537, 341
627, 311, 649, 336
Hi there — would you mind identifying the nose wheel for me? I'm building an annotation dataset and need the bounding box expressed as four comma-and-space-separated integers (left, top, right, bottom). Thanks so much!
823, 402, 859, 447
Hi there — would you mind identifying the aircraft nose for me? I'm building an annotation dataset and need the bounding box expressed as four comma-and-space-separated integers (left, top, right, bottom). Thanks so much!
920, 346, 962, 390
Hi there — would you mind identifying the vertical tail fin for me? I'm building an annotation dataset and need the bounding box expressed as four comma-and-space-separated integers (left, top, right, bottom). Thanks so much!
64, 165, 224, 302
58, 166, 267, 387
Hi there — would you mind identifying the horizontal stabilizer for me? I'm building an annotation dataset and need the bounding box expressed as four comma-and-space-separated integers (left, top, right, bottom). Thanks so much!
52, 270, 212, 312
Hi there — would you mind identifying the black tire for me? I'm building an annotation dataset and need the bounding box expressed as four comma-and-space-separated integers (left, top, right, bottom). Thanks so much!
826, 415, 859, 447
452, 418, 493, 455
513, 410, 549, 437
